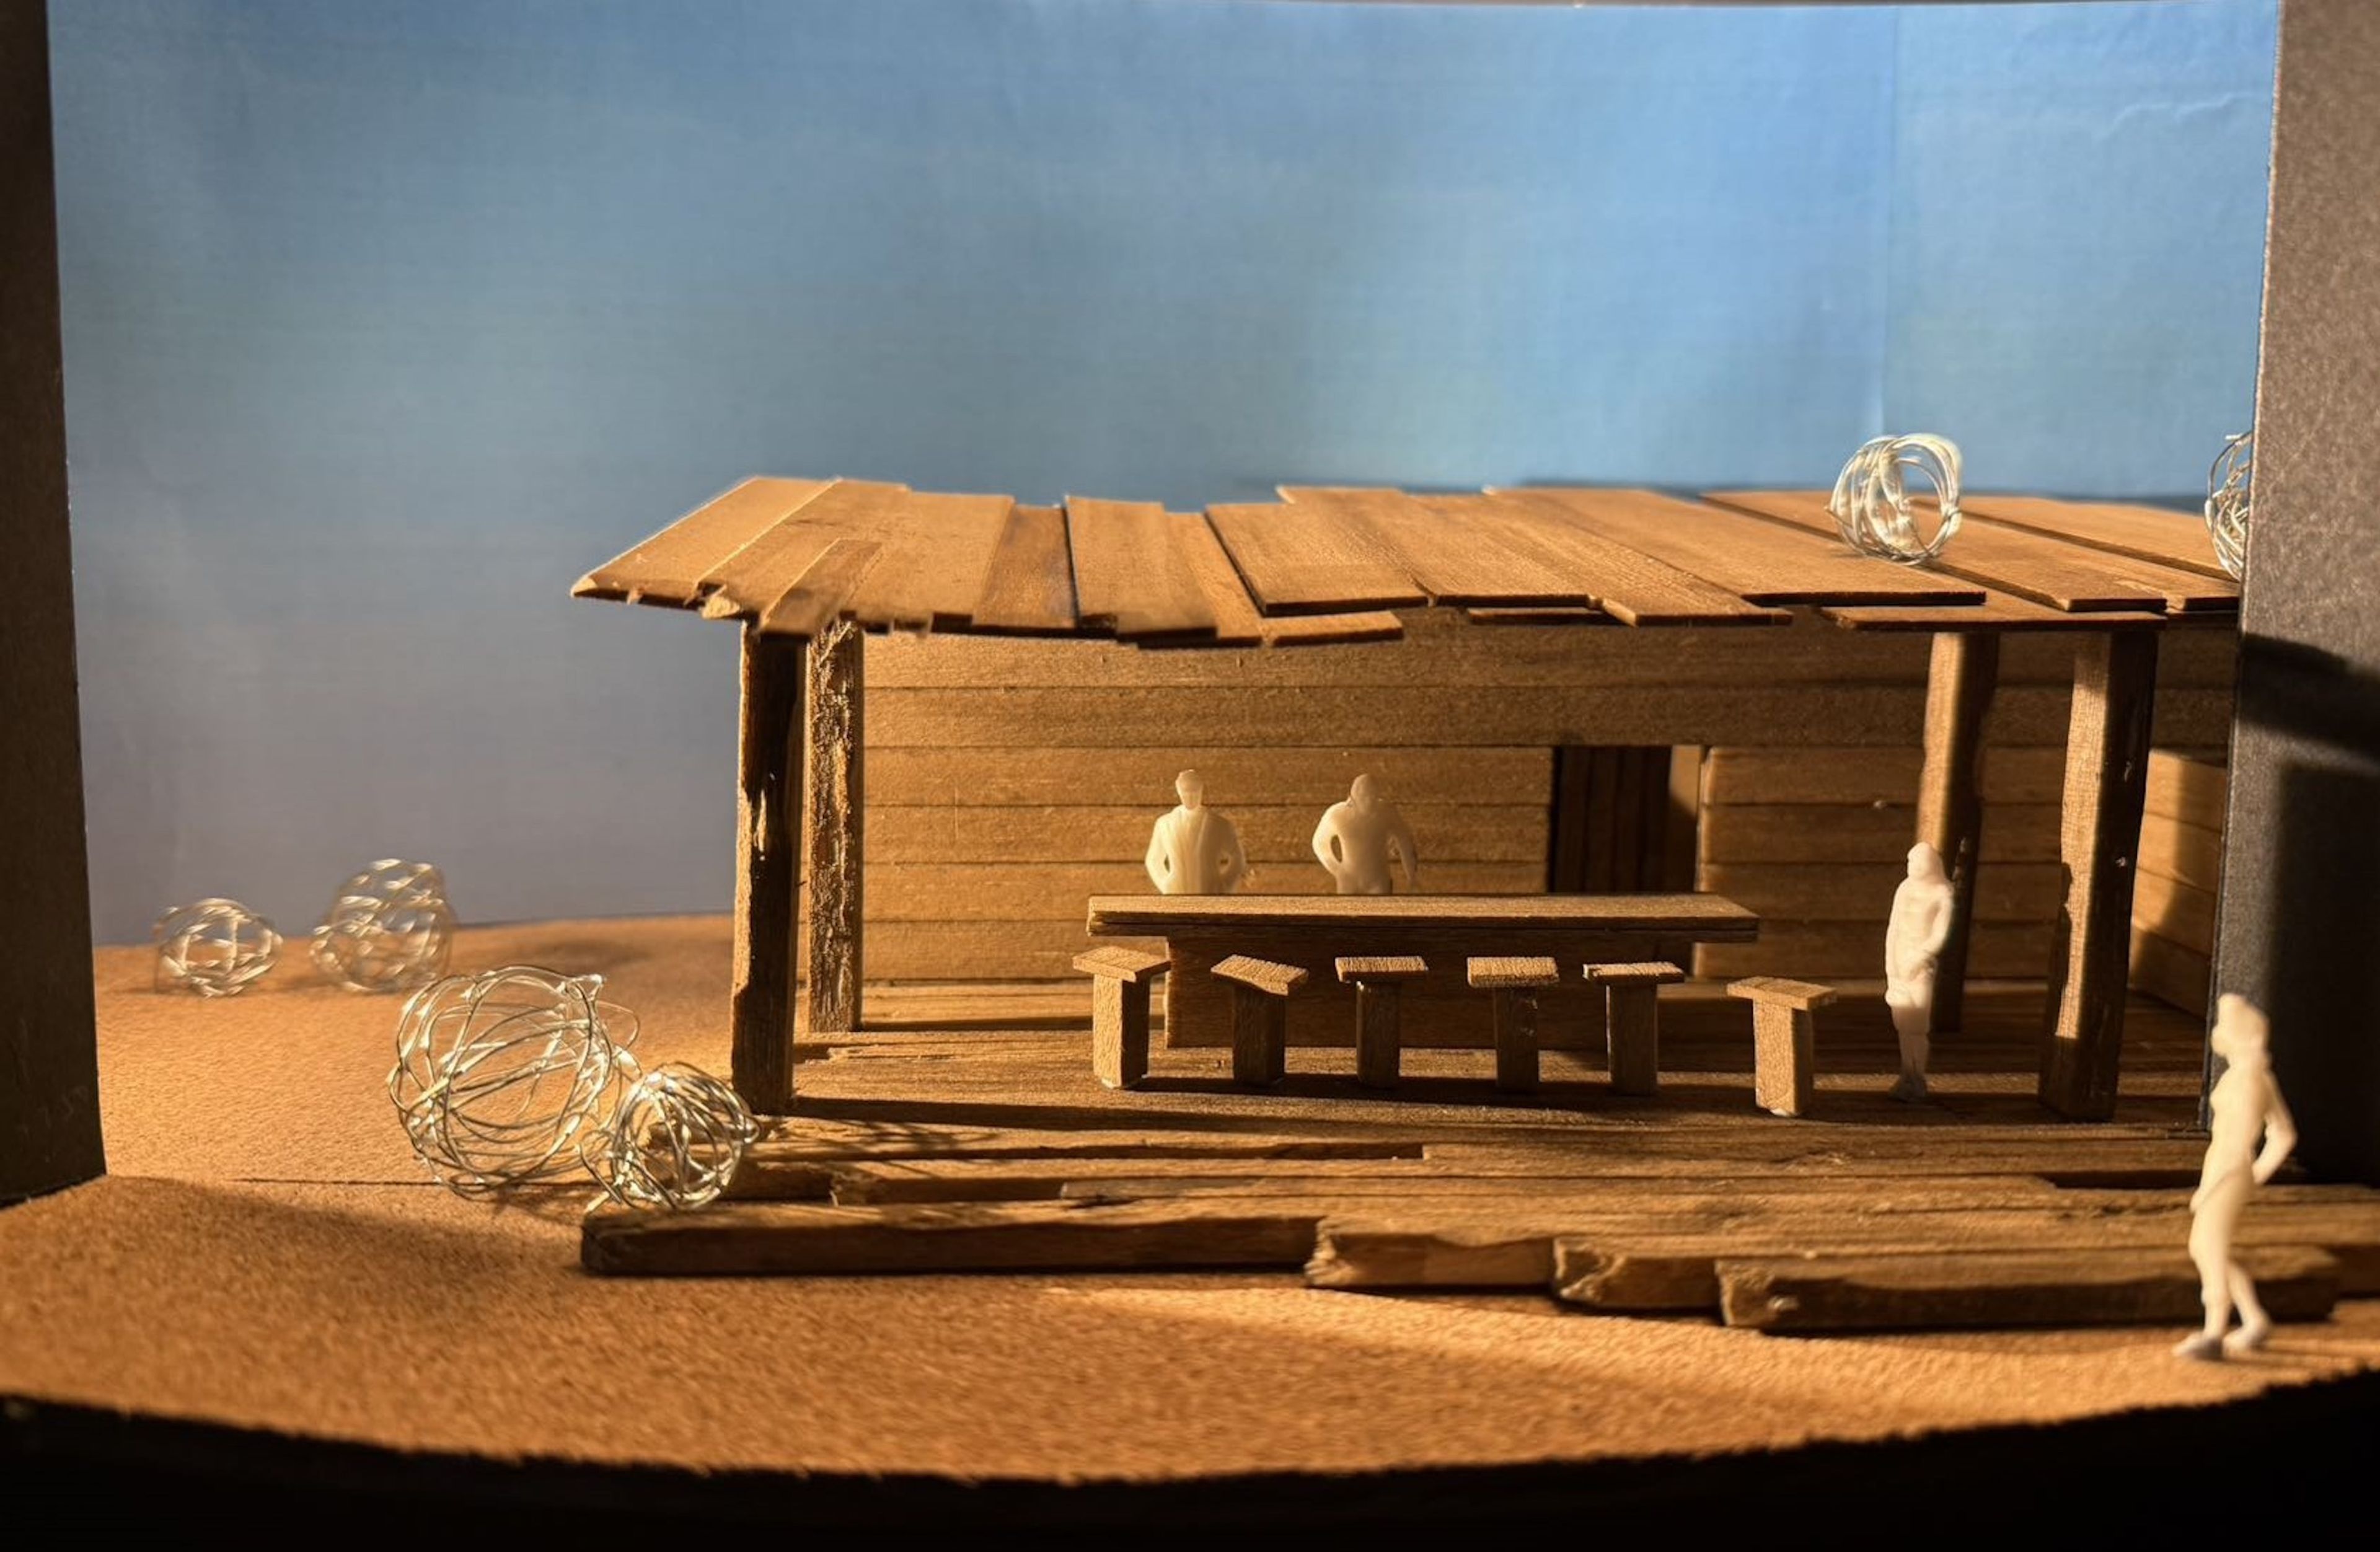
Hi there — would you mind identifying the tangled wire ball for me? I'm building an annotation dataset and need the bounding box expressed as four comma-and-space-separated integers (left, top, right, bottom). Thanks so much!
312, 858, 455, 993
1828, 433, 1964, 566
585, 1063, 760, 1212
389, 965, 640, 1197
2205, 430, 2252, 583
154, 898, 281, 997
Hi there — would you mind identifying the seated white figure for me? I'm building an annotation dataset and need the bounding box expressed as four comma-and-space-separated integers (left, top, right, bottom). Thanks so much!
1144, 770, 1247, 895
2177, 994, 2298, 1361
1311, 775, 1419, 896
1883, 841, 1956, 1103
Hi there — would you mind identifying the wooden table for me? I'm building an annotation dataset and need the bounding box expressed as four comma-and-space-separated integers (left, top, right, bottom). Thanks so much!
1086, 894, 1758, 1051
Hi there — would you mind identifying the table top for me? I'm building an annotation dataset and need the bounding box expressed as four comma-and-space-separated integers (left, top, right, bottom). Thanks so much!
1086, 892, 1758, 940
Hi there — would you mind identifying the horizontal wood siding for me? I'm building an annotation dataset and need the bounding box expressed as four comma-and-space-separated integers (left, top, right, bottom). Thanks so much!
2129, 751, 2226, 1016
801, 612, 2232, 984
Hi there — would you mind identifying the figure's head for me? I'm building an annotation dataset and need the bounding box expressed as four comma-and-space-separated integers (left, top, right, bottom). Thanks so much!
2211, 992, 2270, 1062
1176, 769, 1204, 809
1907, 842, 1945, 881
1351, 774, 1378, 809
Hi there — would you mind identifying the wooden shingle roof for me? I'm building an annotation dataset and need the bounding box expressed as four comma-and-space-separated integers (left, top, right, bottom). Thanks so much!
574, 478, 2236, 645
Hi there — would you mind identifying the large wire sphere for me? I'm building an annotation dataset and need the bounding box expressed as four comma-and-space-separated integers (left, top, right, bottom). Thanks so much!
585, 1062, 760, 1212
312, 858, 456, 994
154, 897, 282, 997
2205, 430, 2252, 582
1828, 434, 1964, 565
389, 964, 640, 1198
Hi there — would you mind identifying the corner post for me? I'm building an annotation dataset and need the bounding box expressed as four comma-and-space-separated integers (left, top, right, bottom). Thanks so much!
2040, 628, 2159, 1119
1915, 630, 2000, 1031
731, 627, 804, 1113
804, 620, 865, 1034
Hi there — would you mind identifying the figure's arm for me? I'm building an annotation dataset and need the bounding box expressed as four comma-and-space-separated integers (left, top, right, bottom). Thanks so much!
1219, 826, 1247, 887
1145, 823, 1171, 891
2253, 1086, 2299, 1186
1920, 893, 1956, 958
1312, 814, 1338, 875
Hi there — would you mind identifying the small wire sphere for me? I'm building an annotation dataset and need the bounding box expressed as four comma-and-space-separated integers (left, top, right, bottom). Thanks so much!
2205, 430, 2252, 583
154, 898, 282, 997
584, 1062, 760, 1212
311, 858, 456, 994
389, 964, 640, 1199
1828, 433, 1965, 566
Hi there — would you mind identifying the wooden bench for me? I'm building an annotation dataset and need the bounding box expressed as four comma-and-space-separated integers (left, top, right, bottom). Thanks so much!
1212, 956, 1309, 1088
1586, 961, 1685, 1097
1727, 976, 1838, 1118
1073, 946, 1168, 1090
1335, 955, 1427, 1088
1086, 894, 1757, 1052
1467, 957, 1560, 1093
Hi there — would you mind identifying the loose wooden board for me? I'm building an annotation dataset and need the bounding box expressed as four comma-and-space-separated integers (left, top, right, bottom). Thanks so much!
1276, 486, 1593, 606
1204, 501, 1429, 615
1463, 492, 1792, 627
969, 503, 1078, 634
1963, 495, 2236, 581
1064, 496, 1214, 640
573, 476, 834, 606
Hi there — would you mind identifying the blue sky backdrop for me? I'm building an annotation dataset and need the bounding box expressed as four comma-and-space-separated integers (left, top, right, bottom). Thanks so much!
50, 0, 2278, 943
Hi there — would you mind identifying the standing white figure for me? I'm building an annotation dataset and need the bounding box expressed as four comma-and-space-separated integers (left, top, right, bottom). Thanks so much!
1312, 775, 1419, 896
1144, 770, 1247, 895
1883, 842, 1956, 1103
2176, 994, 2298, 1361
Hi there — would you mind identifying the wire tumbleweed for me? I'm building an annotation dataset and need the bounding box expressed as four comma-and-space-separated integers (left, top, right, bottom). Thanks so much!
1828, 433, 1964, 565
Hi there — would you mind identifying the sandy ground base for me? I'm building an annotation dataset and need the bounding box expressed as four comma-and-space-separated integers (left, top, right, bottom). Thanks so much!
3, 915, 2376, 1487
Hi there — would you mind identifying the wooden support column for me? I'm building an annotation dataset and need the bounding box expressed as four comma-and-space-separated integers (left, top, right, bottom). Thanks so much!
2041, 630, 2159, 1120
1729, 976, 1836, 1119
1589, 961, 1685, 1098
731, 628, 805, 1114
1075, 947, 1167, 1090
1915, 631, 2001, 1033
1469, 957, 1558, 1093
804, 620, 865, 1034
1337, 955, 1427, 1089
1214, 956, 1305, 1087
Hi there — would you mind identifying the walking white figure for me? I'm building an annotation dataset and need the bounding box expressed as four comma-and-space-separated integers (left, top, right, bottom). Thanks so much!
1144, 770, 1247, 895
2176, 994, 2298, 1361
1312, 775, 1419, 896
1883, 842, 1955, 1103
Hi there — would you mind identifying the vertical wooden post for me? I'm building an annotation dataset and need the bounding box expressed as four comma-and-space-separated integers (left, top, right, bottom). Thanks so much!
2041, 630, 2159, 1120
731, 628, 804, 1114
1915, 631, 2000, 1033
1230, 985, 1288, 1087
1352, 982, 1403, 1089
1469, 958, 1556, 1094
1, 0, 107, 1202
1075, 948, 1165, 1090
1590, 963, 1683, 1098
804, 620, 865, 1034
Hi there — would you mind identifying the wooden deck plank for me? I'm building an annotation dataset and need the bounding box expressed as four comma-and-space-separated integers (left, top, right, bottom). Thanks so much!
1965, 495, 2234, 581
695, 479, 911, 621
1170, 511, 1403, 646
1514, 487, 1988, 606
1704, 490, 2237, 615
1065, 497, 1216, 640
573, 476, 834, 606
1204, 501, 1430, 616
1278, 486, 1592, 606
1463, 492, 1791, 627
969, 504, 1078, 634
839, 490, 1018, 630
1821, 598, 2172, 632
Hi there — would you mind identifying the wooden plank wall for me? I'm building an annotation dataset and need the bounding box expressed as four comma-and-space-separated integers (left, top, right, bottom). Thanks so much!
801, 611, 2235, 985
2129, 751, 2226, 1016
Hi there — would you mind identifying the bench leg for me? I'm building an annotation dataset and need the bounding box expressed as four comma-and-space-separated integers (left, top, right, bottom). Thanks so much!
1492, 988, 1539, 1093
1090, 977, 1151, 1090
1752, 1005, 1816, 1118
1353, 982, 1402, 1089
1231, 985, 1287, 1087
1606, 984, 1660, 1097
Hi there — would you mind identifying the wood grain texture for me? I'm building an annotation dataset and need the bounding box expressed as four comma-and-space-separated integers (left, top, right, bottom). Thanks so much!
861, 860, 1545, 922
1717, 1246, 2338, 1333
2042, 632, 2161, 1120
1590, 968, 1680, 1098
862, 745, 1551, 806
0, 2, 104, 1200
1700, 803, 2060, 866
1918, 632, 2001, 1031
969, 504, 1077, 634
803, 622, 864, 1034
1697, 863, 2063, 925
1086, 976, 1150, 1090
1703, 746, 2066, 807
1515, 487, 1987, 606
867, 806, 1545, 866
839, 490, 1018, 630
1212, 955, 1311, 998
575, 476, 834, 606
1696, 922, 2054, 982
1278, 486, 1590, 606
2133, 870, 2218, 953
1704, 490, 2237, 615
1466, 492, 1792, 627
1064, 497, 1215, 640
695, 478, 907, 619
1092, 893, 1756, 937
2130, 925, 2212, 1018
732, 630, 804, 1113
1964, 495, 2235, 581
1072, 946, 1168, 982
2146, 749, 2229, 829
1204, 501, 1429, 615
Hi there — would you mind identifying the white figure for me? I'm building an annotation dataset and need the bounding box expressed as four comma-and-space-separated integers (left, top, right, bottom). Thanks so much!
1311, 775, 1419, 896
2176, 994, 2298, 1361
1144, 770, 1247, 895
1883, 842, 1955, 1103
